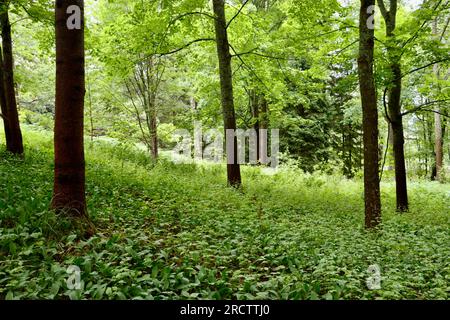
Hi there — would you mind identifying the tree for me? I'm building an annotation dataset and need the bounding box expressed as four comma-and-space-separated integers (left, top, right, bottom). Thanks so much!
358, 0, 381, 228
212, 0, 241, 187
0, 49, 10, 147
124, 56, 165, 160
0, 0, 23, 155
432, 17, 446, 182
378, 0, 408, 211
52, 0, 88, 218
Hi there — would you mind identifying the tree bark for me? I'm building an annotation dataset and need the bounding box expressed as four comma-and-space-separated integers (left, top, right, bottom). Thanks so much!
212, 0, 242, 187
0, 45, 11, 147
52, 0, 87, 217
378, 0, 408, 211
433, 19, 444, 182
358, 0, 381, 229
0, 2, 23, 155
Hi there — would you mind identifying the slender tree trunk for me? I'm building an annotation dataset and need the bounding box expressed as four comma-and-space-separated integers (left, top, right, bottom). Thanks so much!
149, 106, 158, 159
378, 0, 408, 211
249, 91, 270, 164
422, 116, 429, 177
433, 19, 444, 182
259, 95, 269, 164
249, 90, 260, 163
425, 112, 437, 179
358, 0, 381, 229
434, 109, 443, 180
0, 2, 23, 155
52, 0, 87, 217
391, 112, 408, 211
212, 0, 241, 187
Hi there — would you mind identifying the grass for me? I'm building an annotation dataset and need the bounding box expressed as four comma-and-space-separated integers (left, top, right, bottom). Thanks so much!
0, 127, 449, 300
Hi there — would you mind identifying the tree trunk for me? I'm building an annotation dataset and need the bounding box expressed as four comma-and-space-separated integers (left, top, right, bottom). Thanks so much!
378, 0, 408, 211
149, 107, 158, 159
249, 90, 260, 163
358, 0, 381, 229
388, 61, 408, 211
52, 0, 87, 217
212, 0, 241, 187
434, 109, 443, 181
259, 95, 269, 164
391, 113, 408, 211
0, 2, 23, 155
0, 45, 11, 147
433, 19, 444, 182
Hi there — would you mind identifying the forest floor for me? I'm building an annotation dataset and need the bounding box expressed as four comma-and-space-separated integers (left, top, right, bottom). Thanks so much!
0, 127, 449, 300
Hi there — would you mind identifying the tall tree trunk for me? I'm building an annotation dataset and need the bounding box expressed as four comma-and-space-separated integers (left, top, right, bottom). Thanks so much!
212, 0, 241, 187
52, 0, 87, 217
391, 113, 408, 211
378, 0, 408, 211
358, 0, 381, 229
0, 45, 11, 147
0, 2, 23, 155
433, 19, 444, 182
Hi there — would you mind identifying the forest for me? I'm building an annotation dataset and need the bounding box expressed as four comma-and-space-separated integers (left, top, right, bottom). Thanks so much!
0, 0, 449, 301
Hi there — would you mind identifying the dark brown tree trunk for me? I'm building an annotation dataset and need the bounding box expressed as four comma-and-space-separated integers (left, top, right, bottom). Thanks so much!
391, 112, 408, 211
0, 2, 23, 155
388, 61, 408, 211
212, 0, 241, 187
52, 0, 87, 217
358, 0, 381, 229
378, 0, 408, 211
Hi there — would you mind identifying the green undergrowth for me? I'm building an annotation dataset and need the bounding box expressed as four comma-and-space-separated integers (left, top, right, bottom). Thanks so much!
0, 128, 449, 300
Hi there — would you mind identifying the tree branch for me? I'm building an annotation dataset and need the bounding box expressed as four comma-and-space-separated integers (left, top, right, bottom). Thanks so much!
401, 58, 450, 79
156, 38, 215, 56
226, 0, 250, 29
154, 11, 216, 55
228, 43, 273, 95
401, 99, 450, 116
377, 0, 389, 21
401, 0, 444, 52
418, 108, 450, 117
440, 17, 450, 41
170, 11, 217, 24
